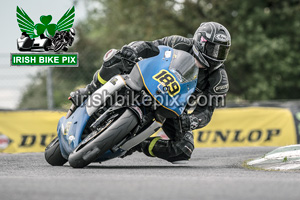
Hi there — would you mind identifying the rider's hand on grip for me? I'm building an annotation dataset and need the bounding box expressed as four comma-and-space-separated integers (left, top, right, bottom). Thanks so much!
120, 45, 138, 62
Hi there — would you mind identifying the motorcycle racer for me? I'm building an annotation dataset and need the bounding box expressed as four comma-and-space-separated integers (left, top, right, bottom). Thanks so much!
70, 22, 231, 163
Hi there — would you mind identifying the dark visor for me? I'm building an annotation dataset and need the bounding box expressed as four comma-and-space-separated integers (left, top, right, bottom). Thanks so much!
205, 42, 230, 61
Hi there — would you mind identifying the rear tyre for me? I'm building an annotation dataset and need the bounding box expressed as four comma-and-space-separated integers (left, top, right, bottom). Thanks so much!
45, 137, 68, 166
68, 109, 138, 168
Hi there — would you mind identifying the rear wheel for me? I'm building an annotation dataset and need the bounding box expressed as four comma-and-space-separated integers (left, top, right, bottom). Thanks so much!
45, 137, 68, 166
68, 109, 138, 168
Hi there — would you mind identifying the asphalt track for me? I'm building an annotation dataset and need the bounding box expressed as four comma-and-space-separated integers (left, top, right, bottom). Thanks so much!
1, 147, 300, 200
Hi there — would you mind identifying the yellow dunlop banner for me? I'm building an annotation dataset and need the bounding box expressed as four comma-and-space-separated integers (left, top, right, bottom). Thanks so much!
0, 111, 65, 153
0, 108, 297, 153
193, 107, 297, 147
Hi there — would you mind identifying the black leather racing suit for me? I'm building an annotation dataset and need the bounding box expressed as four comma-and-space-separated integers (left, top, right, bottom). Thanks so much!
82, 36, 229, 162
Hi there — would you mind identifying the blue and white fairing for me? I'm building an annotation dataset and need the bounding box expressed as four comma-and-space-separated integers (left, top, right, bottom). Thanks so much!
57, 103, 90, 159
136, 46, 199, 116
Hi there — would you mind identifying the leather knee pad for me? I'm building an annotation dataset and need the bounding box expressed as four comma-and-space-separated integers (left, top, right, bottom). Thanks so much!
168, 132, 194, 162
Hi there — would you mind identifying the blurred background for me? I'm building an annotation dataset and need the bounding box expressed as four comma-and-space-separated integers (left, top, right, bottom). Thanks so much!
1, 0, 300, 110
1, 0, 300, 153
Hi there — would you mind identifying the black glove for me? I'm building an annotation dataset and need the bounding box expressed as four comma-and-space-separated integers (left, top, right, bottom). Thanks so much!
180, 114, 202, 132
120, 45, 138, 62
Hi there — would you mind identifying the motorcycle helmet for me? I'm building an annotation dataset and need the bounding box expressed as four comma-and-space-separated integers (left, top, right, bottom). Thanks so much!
192, 22, 231, 70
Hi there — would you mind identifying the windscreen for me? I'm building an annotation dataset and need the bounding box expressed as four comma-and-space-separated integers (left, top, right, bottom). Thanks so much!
169, 49, 199, 83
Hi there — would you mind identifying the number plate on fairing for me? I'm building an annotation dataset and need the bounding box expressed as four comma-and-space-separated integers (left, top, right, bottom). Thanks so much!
136, 46, 198, 116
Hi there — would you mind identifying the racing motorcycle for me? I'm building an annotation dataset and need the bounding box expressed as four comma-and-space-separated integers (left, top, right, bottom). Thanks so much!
52, 28, 75, 52
44, 46, 199, 168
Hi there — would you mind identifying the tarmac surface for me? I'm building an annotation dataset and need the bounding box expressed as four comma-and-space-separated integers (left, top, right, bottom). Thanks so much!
1, 147, 300, 200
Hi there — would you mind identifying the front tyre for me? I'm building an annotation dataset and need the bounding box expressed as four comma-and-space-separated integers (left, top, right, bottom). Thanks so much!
68, 109, 138, 168
45, 137, 68, 166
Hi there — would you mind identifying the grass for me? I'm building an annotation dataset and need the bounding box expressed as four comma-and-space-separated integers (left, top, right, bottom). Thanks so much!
283, 157, 288, 162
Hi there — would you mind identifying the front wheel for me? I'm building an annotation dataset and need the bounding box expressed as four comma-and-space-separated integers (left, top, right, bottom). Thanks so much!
45, 137, 68, 166
68, 109, 138, 168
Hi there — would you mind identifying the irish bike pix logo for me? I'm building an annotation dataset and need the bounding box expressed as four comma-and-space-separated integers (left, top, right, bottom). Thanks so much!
10, 6, 78, 67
